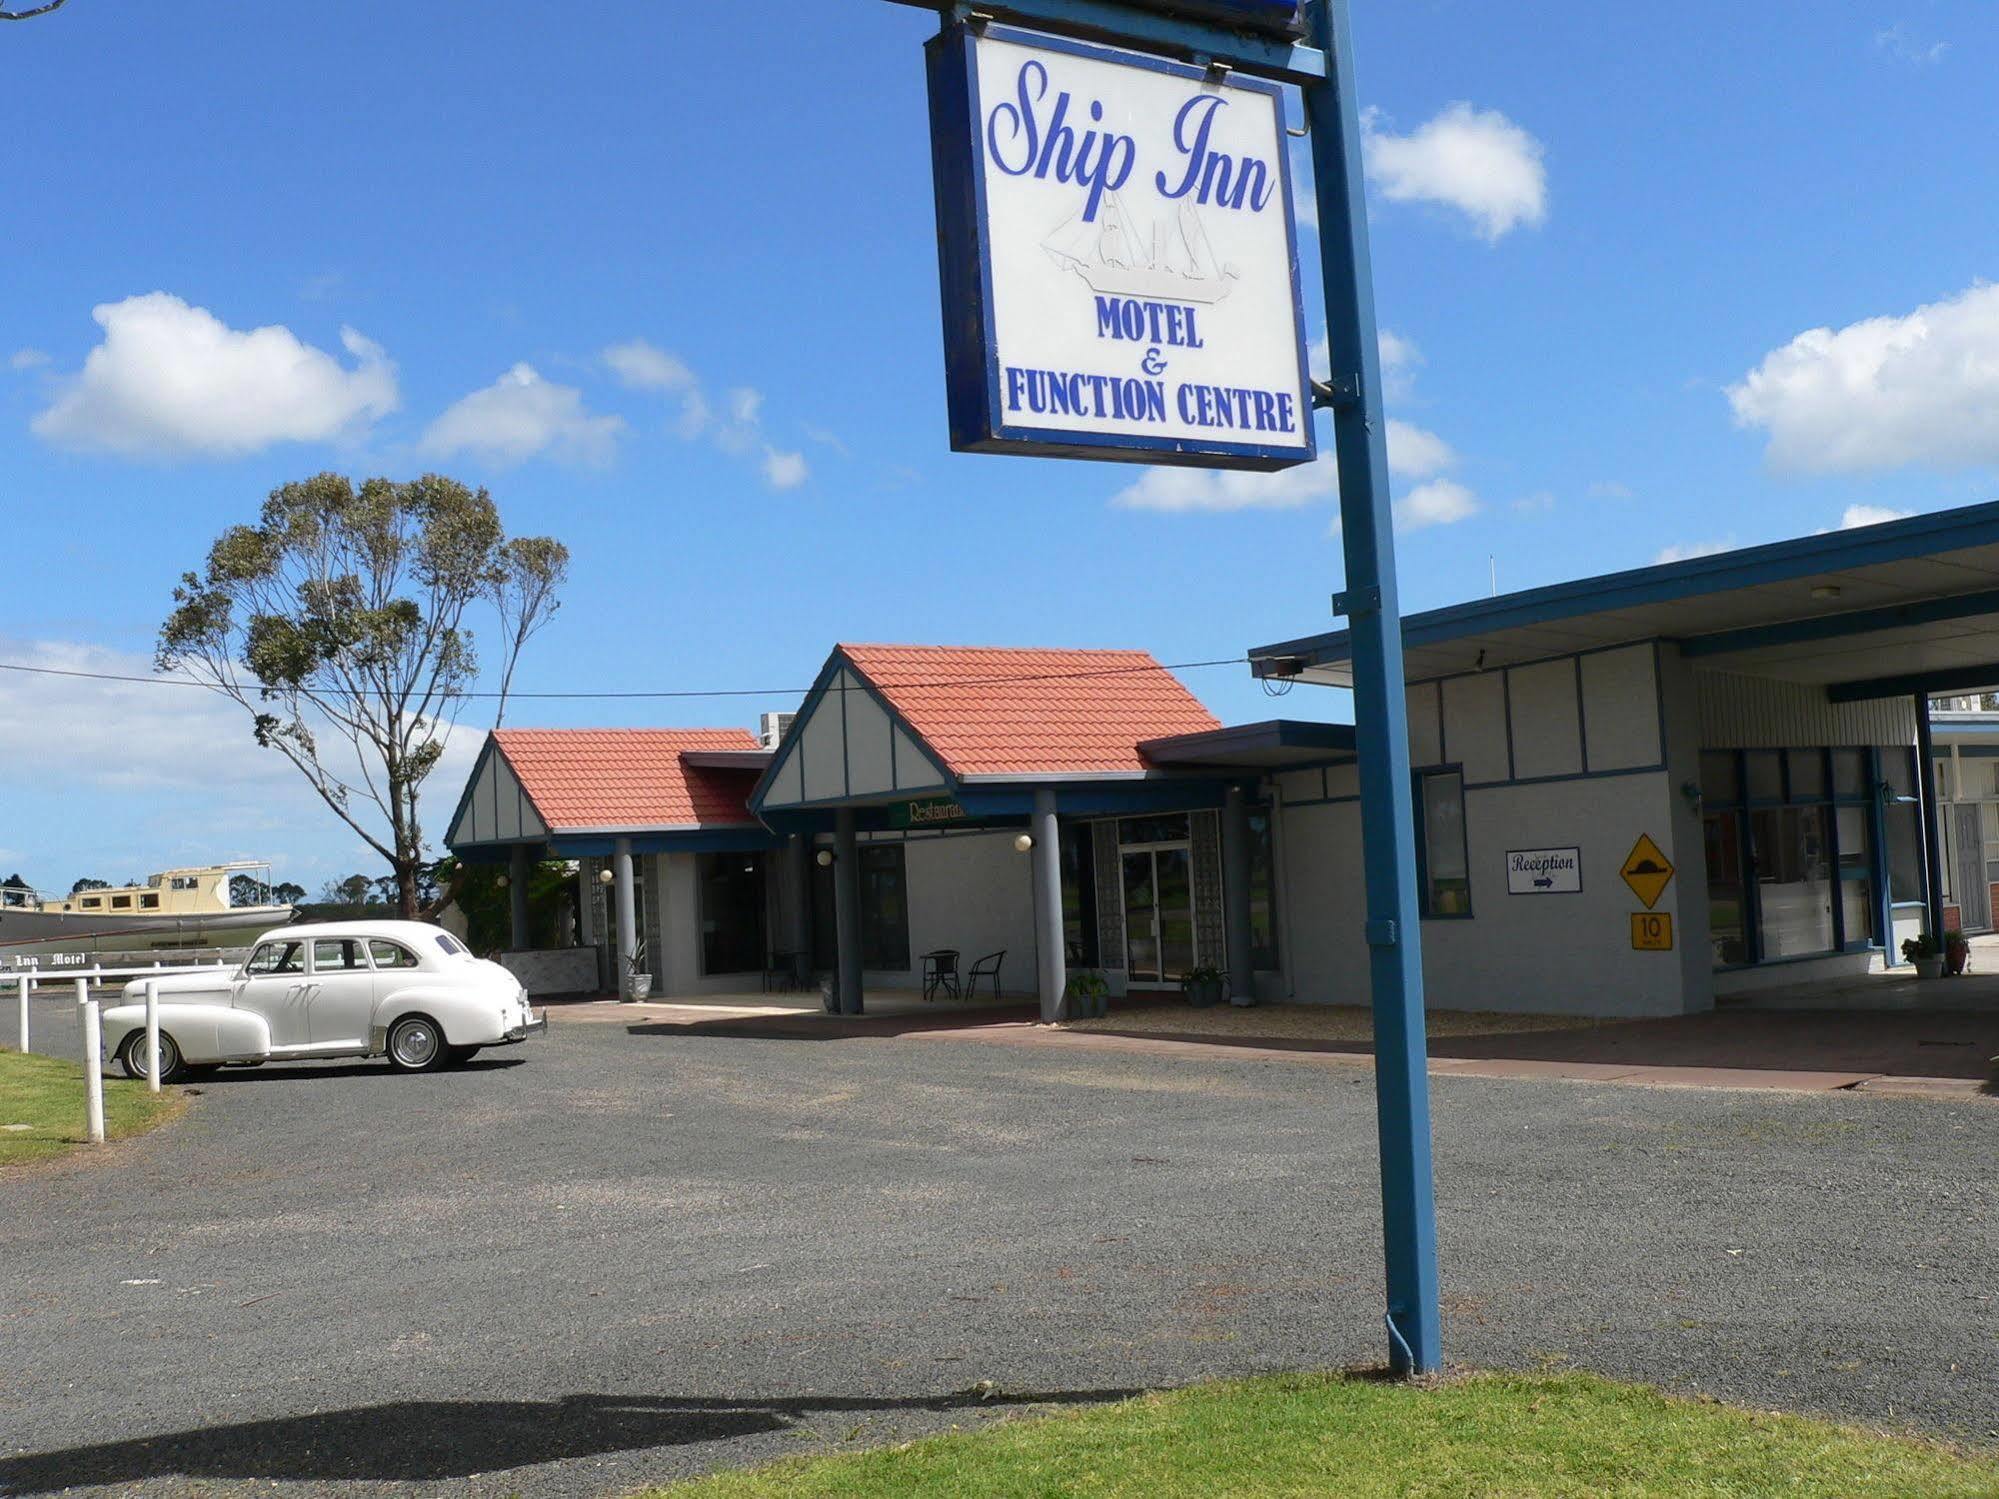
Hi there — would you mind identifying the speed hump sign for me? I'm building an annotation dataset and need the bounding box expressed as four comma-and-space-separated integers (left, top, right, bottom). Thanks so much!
1631, 912, 1674, 951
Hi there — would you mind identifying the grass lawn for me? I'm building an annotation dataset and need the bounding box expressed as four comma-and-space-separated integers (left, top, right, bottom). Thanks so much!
646, 1371, 1999, 1498
0, 1046, 186, 1167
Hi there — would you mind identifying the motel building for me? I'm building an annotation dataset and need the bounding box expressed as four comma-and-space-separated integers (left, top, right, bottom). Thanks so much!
445, 502, 1999, 1021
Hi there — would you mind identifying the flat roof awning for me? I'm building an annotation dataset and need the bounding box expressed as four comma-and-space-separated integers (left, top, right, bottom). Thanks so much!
1138, 719, 1356, 769
1251, 501, 1999, 702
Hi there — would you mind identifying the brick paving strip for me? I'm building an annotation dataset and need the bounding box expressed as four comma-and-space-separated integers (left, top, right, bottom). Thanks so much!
585, 997, 1999, 1100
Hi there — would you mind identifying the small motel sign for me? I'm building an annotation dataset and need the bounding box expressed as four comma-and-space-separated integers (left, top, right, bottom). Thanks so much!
924, 20, 1315, 470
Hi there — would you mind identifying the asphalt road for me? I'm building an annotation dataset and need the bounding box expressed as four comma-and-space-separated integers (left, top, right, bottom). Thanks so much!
4, 996, 1995, 1497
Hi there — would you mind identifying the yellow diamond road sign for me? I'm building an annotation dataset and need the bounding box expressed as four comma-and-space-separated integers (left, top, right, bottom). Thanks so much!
1620, 834, 1675, 910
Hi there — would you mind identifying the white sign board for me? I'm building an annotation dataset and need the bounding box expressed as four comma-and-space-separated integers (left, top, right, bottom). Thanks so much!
1506, 847, 1582, 895
925, 23, 1315, 470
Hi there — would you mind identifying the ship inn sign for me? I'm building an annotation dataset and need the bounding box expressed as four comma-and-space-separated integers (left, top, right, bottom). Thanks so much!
925, 22, 1315, 470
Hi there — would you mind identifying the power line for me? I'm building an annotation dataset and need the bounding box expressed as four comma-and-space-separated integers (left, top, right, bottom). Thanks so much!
0, 654, 1257, 701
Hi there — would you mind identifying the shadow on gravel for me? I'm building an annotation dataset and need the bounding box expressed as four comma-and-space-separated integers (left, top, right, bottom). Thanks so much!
0, 1388, 1141, 1490
193, 1058, 529, 1084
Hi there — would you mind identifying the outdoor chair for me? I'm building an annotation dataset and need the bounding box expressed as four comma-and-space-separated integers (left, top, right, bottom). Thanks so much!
920, 948, 961, 1002
965, 949, 1005, 1002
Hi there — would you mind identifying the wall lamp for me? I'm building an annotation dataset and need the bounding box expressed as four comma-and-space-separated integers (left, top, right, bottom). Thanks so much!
1013, 833, 1035, 853
597, 868, 616, 885
815, 850, 836, 868
495, 873, 509, 888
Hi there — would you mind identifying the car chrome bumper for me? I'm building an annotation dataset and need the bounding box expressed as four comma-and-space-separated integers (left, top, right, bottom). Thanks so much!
503, 1010, 549, 1043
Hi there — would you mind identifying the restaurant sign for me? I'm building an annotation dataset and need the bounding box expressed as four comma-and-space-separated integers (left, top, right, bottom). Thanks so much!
890, 795, 968, 829
924, 22, 1314, 471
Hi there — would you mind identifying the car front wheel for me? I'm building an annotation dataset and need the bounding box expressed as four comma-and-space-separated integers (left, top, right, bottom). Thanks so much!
119, 1029, 188, 1084
384, 1015, 448, 1073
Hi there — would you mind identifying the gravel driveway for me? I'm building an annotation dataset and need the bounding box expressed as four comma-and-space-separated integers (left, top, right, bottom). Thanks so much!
4, 996, 1994, 1496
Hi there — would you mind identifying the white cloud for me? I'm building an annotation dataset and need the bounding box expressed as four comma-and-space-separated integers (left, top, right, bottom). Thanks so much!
1588, 480, 1634, 501
603, 339, 697, 393
1386, 419, 1455, 479
1113, 452, 1335, 512
605, 339, 810, 491
1308, 329, 1421, 403
31, 293, 398, 459
762, 447, 809, 491
1513, 490, 1556, 514
420, 363, 624, 467
1727, 282, 1999, 474
1654, 539, 1734, 564
1839, 503, 1914, 529
8, 348, 49, 371
1875, 23, 1948, 65
1362, 103, 1547, 242
1395, 478, 1479, 531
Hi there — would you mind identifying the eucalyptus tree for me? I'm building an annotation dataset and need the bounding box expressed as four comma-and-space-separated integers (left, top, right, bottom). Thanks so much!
161, 473, 569, 918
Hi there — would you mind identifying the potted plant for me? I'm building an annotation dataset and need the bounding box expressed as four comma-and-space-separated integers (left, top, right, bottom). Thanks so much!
1902, 932, 1944, 980
622, 945, 652, 1002
1065, 970, 1110, 1020
1183, 963, 1226, 1009
1945, 930, 1971, 977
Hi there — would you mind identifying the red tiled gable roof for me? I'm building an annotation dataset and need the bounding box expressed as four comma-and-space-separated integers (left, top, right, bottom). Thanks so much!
838, 644, 1220, 777
492, 728, 762, 830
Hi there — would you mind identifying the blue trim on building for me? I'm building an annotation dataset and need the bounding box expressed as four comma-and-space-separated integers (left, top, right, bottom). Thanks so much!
1251, 497, 1999, 672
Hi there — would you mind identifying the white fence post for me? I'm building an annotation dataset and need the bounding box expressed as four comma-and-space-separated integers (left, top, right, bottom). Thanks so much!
82, 998, 105, 1145
74, 976, 88, 1008
144, 979, 161, 1092
16, 973, 27, 1051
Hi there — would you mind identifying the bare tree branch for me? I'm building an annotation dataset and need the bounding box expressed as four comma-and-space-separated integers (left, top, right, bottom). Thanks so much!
0, 0, 72, 19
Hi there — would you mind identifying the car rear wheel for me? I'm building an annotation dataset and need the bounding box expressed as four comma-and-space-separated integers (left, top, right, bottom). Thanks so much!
119, 1030, 187, 1084
385, 1014, 448, 1073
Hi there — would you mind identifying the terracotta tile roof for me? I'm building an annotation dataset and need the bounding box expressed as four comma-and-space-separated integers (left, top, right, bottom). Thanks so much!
838, 643, 1220, 777
492, 728, 763, 830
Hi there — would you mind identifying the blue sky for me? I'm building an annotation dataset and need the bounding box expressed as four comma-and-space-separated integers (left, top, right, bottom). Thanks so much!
2, 1, 1992, 893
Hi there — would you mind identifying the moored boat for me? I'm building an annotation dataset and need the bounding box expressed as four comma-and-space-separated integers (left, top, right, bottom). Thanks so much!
0, 862, 294, 961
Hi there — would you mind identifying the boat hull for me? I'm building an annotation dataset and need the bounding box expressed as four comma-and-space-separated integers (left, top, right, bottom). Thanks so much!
0, 905, 292, 960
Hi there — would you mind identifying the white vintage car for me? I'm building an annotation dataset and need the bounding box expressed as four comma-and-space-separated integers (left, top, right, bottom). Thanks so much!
101, 920, 546, 1082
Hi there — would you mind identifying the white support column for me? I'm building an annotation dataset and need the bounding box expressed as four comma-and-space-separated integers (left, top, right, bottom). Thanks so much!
1031, 789, 1066, 1022
613, 837, 639, 998
82, 997, 105, 1144
144, 979, 162, 1093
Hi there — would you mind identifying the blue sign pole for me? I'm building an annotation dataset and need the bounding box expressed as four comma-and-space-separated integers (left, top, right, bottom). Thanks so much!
1301, 0, 1442, 1375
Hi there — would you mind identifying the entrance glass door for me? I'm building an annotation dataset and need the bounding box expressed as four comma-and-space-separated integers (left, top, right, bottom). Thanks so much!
1123, 845, 1195, 983
1953, 804, 1990, 932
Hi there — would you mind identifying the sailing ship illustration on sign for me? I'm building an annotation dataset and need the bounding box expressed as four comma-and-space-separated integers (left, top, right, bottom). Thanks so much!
1041, 192, 1240, 305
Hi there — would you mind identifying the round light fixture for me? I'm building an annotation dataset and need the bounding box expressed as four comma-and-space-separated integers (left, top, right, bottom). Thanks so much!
1014, 833, 1035, 853
1811, 584, 1843, 601
816, 850, 835, 868
495, 874, 510, 888
597, 869, 615, 885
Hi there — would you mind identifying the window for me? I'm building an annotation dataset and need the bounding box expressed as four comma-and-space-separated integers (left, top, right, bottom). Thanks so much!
140, 893, 159, 910
311, 939, 364, 972
170, 876, 199, 891
1118, 814, 1190, 846
699, 852, 768, 975
1059, 823, 1099, 967
1751, 805, 1833, 958
246, 941, 305, 976
1704, 811, 1749, 965
436, 933, 468, 957
810, 843, 912, 971
80, 897, 101, 910
1415, 769, 1470, 918
368, 940, 419, 969
1745, 751, 1783, 802
111, 895, 132, 910
1249, 807, 1280, 970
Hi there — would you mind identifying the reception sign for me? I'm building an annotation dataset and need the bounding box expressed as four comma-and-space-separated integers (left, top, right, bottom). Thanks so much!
925, 23, 1315, 470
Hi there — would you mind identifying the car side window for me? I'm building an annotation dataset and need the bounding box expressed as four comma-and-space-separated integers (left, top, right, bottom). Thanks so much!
311, 939, 363, 972
247, 941, 304, 976
368, 940, 419, 970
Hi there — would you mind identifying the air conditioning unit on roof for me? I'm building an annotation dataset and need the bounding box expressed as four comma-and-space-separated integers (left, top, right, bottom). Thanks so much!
759, 711, 795, 749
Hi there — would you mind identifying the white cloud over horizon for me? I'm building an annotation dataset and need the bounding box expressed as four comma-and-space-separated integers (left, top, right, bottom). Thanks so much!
1654, 539, 1734, 564
1728, 282, 1999, 475
1395, 478, 1479, 531
31, 293, 399, 459
1839, 503, 1915, 529
1362, 103, 1548, 242
9, 347, 49, 371
420, 363, 624, 468
1112, 417, 1458, 513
